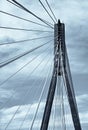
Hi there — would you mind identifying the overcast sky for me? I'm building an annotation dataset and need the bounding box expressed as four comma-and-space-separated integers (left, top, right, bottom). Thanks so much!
0, 0, 88, 130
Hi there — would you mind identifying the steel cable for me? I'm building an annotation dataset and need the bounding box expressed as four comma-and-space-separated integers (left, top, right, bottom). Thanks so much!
0, 26, 53, 32
0, 10, 50, 28
0, 35, 53, 46
30, 58, 53, 130
45, 0, 57, 23
0, 43, 53, 110
39, 0, 56, 23
0, 39, 53, 68
4, 47, 53, 130
7, 0, 54, 29
18, 54, 53, 130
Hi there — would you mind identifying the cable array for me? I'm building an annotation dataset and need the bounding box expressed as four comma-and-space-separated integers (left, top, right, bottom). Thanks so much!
45, 0, 57, 22
7, 0, 54, 29
18, 56, 53, 130
0, 26, 53, 32
0, 35, 53, 46
0, 0, 70, 130
39, 0, 56, 23
0, 0, 79, 130
0, 39, 53, 68
4, 46, 53, 130
0, 10, 50, 28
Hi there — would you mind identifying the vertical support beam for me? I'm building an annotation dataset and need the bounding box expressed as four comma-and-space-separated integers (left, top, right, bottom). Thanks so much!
40, 21, 59, 130
40, 69, 57, 130
41, 19, 82, 130
60, 23, 82, 130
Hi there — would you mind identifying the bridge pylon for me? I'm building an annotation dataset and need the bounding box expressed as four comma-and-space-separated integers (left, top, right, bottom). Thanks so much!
40, 20, 82, 130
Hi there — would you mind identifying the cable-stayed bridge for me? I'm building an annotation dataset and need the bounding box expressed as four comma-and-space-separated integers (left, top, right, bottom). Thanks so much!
0, 0, 82, 130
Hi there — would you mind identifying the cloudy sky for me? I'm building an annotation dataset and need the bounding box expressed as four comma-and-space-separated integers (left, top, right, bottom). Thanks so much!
0, 0, 88, 130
